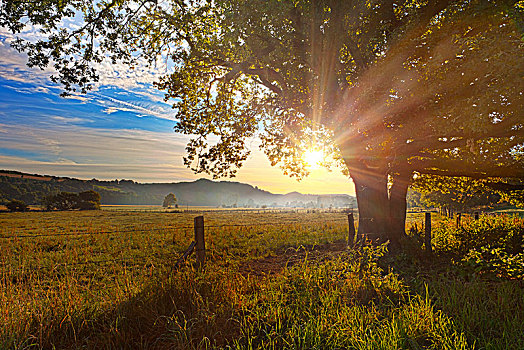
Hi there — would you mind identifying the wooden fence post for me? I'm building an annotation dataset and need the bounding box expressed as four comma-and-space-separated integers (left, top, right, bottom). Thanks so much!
456, 213, 461, 228
425, 212, 432, 253
347, 213, 355, 246
194, 216, 205, 268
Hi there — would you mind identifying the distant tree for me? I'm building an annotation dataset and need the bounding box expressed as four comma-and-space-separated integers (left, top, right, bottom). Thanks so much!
412, 175, 499, 214
77, 200, 101, 210
163, 193, 177, 208
77, 190, 101, 210
6, 199, 28, 212
43, 192, 78, 210
78, 190, 101, 203
43, 190, 101, 211
246, 198, 255, 208
480, 179, 524, 208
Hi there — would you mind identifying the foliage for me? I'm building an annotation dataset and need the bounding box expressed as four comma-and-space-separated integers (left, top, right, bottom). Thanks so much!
429, 214, 524, 280
6, 199, 28, 212
432, 214, 524, 254
493, 179, 524, 207
462, 247, 524, 280
43, 190, 101, 211
162, 193, 177, 208
1, 1, 522, 180
411, 174, 500, 212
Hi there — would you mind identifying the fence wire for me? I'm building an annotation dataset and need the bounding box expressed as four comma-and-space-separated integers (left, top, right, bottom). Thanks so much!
0, 219, 349, 240
0, 215, 351, 272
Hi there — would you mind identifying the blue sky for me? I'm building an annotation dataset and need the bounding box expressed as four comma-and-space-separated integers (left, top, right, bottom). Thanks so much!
0, 26, 355, 195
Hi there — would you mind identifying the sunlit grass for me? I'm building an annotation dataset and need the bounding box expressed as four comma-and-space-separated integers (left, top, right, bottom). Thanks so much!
0, 210, 522, 349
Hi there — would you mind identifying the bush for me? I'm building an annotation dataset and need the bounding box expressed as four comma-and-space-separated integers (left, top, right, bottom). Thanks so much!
77, 200, 101, 210
43, 190, 101, 211
432, 215, 524, 279
433, 215, 524, 255
78, 190, 101, 204
462, 247, 524, 279
6, 199, 28, 212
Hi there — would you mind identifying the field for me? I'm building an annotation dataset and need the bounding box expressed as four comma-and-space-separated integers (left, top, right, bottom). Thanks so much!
1, 210, 523, 349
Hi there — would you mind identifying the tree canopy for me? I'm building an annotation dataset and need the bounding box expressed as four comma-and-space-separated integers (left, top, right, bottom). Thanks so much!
163, 193, 177, 207
2, 0, 523, 241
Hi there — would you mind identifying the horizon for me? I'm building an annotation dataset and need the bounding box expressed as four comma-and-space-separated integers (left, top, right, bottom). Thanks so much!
0, 168, 355, 197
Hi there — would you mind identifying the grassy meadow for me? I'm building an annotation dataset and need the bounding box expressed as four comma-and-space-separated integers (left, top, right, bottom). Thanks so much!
0, 210, 523, 349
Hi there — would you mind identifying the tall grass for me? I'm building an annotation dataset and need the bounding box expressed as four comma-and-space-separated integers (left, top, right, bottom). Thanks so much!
0, 211, 522, 348
403, 214, 524, 349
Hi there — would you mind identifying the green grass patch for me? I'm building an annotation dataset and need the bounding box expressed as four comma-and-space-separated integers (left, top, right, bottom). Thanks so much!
0, 211, 522, 349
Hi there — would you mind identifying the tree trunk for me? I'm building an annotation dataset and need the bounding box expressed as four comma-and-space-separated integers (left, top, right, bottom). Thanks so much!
351, 169, 411, 247
388, 174, 410, 246
352, 171, 389, 242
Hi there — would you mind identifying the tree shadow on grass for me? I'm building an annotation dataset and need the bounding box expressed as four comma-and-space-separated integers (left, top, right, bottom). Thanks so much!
35, 262, 246, 349
28, 241, 349, 349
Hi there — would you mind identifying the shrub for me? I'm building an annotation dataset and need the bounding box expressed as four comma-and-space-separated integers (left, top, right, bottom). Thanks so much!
6, 199, 28, 212
78, 190, 101, 204
462, 247, 524, 279
77, 200, 101, 210
432, 215, 524, 279
433, 215, 523, 255
43, 190, 101, 211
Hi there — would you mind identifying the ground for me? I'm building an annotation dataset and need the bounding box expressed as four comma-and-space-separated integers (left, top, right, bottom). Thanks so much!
1, 209, 523, 349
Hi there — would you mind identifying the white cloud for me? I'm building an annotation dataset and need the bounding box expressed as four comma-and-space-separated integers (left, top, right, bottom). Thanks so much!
103, 107, 119, 114
94, 91, 175, 120
51, 116, 86, 123
0, 25, 171, 99
63, 94, 91, 103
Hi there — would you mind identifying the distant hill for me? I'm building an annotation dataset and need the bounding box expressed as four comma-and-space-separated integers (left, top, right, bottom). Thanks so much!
0, 170, 356, 208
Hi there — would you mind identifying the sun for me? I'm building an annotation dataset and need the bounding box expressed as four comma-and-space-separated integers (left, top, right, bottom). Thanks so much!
303, 149, 324, 169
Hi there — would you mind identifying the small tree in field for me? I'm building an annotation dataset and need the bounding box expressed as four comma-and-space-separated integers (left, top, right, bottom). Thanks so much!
163, 193, 177, 208
6, 199, 28, 212
78, 190, 101, 210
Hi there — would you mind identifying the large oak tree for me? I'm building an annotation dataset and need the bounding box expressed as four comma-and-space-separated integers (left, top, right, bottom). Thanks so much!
2, 0, 523, 245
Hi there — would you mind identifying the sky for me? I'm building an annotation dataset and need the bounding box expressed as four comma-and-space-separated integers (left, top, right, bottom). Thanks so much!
0, 25, 356, 195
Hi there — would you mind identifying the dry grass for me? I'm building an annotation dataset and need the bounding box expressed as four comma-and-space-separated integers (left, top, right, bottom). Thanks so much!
0, 210, 522, 349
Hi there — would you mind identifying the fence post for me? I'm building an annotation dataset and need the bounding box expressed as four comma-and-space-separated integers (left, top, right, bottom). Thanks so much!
425, 212, 432, 253
347, 213, 355, 246
194, 216, 205, 268
456, 213, 461, 228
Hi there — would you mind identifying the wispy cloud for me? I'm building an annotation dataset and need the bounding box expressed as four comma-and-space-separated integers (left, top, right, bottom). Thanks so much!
0, 121, 355, 193
103, 107, 119, 114
0, 26, 171, 106
51, 116, 88, 123
63, 94, 91, 103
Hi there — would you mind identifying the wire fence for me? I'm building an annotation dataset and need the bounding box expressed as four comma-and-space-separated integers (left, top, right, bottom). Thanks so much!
0, 219, 349, 240
0, 215, 351, 272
